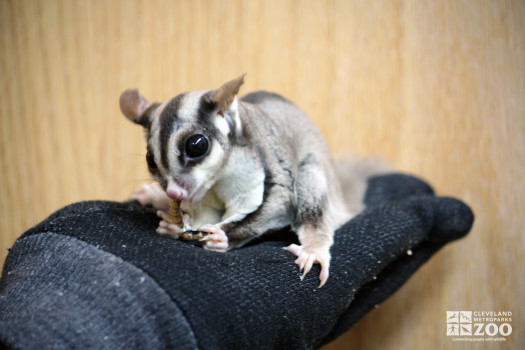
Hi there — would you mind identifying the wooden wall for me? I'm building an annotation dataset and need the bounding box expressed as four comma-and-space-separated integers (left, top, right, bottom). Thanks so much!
1, 1, 523, 349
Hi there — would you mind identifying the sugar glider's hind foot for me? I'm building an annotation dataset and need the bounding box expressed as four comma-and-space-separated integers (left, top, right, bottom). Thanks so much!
131, 183, 170, 211
284, 243, 331, 288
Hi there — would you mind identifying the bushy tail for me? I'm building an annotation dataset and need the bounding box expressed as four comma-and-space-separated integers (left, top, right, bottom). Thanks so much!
334, 156, 392, 215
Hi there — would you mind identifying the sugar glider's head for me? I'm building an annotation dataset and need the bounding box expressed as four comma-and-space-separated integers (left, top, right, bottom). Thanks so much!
120, 75, 245, 202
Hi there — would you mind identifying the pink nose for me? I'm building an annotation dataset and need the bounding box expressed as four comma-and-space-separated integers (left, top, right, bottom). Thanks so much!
166, 181, 187, 201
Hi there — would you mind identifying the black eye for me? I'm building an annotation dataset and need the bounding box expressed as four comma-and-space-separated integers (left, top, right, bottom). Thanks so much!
184, 134, 209, 159
146, 150, 157, 171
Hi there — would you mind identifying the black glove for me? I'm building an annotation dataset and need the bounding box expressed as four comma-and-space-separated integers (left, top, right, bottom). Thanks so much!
0, 174, 473, 350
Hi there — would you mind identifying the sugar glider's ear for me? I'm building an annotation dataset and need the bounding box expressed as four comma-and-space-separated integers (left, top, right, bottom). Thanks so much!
119, 89, 154, 128
211, 74, 246, 116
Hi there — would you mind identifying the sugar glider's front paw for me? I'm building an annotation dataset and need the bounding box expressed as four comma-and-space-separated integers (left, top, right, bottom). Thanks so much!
198, 224, 229, 252
284, 244, 331, 288
156, 210, 184, 239
131, 183, 169, 211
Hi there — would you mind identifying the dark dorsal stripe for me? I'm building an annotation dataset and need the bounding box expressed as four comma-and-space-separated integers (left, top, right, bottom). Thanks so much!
158, 94, 184, 170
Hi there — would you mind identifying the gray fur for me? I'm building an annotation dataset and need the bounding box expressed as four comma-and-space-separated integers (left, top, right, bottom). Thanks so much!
230, 92, 351, 242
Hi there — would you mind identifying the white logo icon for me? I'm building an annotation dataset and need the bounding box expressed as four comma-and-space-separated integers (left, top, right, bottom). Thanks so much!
447, 311, 459, 324
459, 323, 472, 335
460, 311, 472, 323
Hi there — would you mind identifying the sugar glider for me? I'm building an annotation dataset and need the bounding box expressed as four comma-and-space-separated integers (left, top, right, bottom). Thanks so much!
120, 75, 384, 287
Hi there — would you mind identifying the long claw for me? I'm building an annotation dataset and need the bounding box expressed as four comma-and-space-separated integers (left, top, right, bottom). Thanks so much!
285, 243, 331, 287
301, 254, 316, 280
296, 254, 307, 272
318, 262, 329, 288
